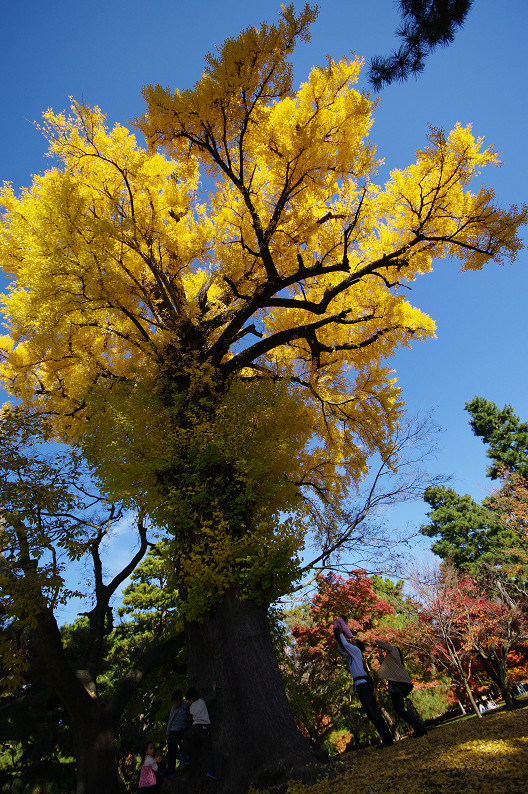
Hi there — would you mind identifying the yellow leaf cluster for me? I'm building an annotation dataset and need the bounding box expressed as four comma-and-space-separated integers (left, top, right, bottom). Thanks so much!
0, 5, 526, 610
0, 103, 205, 434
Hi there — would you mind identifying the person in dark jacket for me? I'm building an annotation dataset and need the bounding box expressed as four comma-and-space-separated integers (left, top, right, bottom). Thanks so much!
376, 640, 427, 738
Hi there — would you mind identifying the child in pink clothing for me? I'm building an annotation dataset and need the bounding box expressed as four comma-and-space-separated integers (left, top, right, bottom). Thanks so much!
138, 742, 158, 792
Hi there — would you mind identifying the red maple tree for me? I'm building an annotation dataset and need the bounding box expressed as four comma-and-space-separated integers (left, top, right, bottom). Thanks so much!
410, 564, 528, 712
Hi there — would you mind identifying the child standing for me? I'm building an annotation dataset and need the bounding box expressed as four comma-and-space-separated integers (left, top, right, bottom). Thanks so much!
138, 742, 158, 793
180, 687, 217, 780
166, 689, 188, 776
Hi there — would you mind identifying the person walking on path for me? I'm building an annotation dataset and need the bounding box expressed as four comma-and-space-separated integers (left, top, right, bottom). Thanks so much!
333, 619, 394, 748
375, 640, 427, 738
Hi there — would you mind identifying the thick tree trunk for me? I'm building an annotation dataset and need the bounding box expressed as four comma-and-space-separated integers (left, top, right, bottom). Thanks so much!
181, 589, 319, 793
71, 711, 126, 794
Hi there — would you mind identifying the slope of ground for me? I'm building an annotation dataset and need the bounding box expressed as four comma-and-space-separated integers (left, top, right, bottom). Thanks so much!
262, 704, 528, 794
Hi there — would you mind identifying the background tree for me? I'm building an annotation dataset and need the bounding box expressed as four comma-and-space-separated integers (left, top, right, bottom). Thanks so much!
470, 568, 528, 709
486, 469, 528, 570
92, 545, 186, 787
421, 399, 528, 579
409, 562, 528, 712
284, 571, 449, 751
0, 6, 525, 791
418, 400, 528, 711
0, 407, 184, 793
420, 485, 522, 574
0, 546, 186, 793
365, 576, 454, 727
465, 397, 528, 480
369, 0, 473, 89
409, 564, 484, 716
286, 571, 394, 750
0, 664, 75, 791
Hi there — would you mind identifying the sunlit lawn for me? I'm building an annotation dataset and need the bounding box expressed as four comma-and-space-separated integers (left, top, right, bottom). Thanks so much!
273, 702, 528, 793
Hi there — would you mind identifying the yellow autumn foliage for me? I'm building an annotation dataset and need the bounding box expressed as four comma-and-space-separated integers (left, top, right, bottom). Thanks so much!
0, 6, 526, 615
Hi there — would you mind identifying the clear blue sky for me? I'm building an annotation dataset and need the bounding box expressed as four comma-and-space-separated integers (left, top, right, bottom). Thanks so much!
1, 0, 526, 576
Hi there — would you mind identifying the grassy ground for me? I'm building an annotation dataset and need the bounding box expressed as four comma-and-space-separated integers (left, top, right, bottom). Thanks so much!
271, 703, 528, 794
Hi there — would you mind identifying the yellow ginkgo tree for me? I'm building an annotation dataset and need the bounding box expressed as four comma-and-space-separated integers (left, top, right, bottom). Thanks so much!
0, 5, 525, 790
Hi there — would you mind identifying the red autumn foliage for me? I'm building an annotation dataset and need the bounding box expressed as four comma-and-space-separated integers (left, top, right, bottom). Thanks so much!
410, 564, 528, 712
291, 571, 394, 661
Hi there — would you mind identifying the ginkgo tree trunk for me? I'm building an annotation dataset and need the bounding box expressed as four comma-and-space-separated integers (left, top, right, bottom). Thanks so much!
0, 5, 526, 792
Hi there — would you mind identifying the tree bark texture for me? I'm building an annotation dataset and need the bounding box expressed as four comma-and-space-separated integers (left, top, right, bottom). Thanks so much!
71, 714, 126, 794
180, 589, 318, 793
31, 605, 126, 793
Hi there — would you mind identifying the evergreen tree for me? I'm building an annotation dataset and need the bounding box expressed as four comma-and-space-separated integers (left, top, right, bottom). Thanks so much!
369, 0, 473, 89
465, 396, 528, 480
422, 398, 528, 577
420, 485, 521, 573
